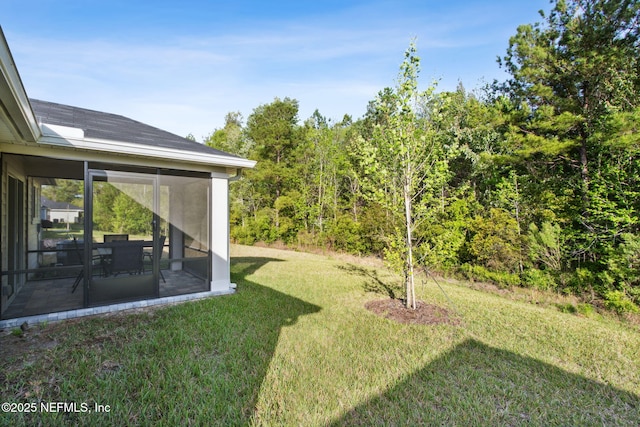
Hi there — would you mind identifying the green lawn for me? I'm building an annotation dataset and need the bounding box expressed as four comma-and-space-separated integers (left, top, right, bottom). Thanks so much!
1, 244, 639, 426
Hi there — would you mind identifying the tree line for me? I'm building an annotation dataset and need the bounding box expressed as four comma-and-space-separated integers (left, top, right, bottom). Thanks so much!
205, 0, 640, 313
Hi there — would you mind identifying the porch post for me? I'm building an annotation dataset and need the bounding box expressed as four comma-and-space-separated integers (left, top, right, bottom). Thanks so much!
210, 172, 233, 292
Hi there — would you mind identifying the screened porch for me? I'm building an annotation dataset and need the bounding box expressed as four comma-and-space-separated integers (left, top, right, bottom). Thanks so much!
1, 154, 215, 320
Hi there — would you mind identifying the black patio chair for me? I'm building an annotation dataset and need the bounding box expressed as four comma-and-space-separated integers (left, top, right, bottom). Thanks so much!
104, 234, 129, 242
109, 241, 145, 277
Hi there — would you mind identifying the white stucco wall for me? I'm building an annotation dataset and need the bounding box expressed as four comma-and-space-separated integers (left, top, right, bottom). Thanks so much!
210, 173, 232, 292
49, 208, 82, 224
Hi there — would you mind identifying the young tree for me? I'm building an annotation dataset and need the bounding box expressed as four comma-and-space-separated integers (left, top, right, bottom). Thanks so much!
361, 42, 453, 309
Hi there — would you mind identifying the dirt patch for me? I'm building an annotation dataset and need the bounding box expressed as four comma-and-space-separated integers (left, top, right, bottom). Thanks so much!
0, 306, 163, 371
0, 325, 60, 366
365, 298, 460, 326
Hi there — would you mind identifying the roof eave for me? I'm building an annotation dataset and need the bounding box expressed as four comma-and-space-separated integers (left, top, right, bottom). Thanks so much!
37, 133, 257, 169
0, 27, 41, 143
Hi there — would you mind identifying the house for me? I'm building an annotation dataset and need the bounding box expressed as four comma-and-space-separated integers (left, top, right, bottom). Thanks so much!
0, 28, 255, 327
41, 196, 84, 224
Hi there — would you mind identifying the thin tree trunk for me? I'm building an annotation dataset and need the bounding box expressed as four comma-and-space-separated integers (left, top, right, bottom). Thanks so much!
350, 177, 359, 222
580, 87, 590, 210
513, 174, 523, 274
317, 160, 324, 232
404, 173, 416, 310
580, 139, 589, 202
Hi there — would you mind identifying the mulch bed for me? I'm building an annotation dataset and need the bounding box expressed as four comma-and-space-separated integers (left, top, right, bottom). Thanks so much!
365, 299, 460, 326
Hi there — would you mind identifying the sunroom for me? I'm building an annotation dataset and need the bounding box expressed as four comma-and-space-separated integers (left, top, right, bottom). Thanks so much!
0, 29, 255, 327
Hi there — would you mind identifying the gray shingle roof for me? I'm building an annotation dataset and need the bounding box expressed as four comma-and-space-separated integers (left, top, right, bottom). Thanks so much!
41, 196, 83, 211
30, 99, 238, 158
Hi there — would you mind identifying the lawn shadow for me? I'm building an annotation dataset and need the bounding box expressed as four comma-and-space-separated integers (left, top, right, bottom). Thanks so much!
231, 256, 284, 278
331, 338, 640, 426
0, 255, 323, 426
337, 263, 401, 299
224, 256, 322, 422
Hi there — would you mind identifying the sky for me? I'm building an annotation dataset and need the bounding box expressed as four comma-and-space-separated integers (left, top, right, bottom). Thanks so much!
3, 0, 550, 141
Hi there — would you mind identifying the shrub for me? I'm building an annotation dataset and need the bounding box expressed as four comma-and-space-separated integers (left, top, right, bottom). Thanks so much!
326, 215, 366, 254
276, 216, 296, 244
628, 287, 640, 306
460, 264, 521, 287
603, 290, 639, 314
416, 192, 477, 273
601, 233, 640, 304
296, 230, 323, 249
468, 208, 523, 273
576, 303, 595, 317
555, 303, 577, 313
418, 223, 467, 274
528, 222, 564, 272
568, 267, 598, 295
231, 225, 255, 245
231, 208, 280, 245
522, 268, 557, 291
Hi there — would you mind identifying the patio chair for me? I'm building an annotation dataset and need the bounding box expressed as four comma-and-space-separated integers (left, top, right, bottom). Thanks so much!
143, 235, 166, 283
104, 234, 129, 242
109, 241, 144, 276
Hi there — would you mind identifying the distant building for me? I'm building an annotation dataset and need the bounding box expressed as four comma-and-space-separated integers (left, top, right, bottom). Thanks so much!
41, 196, 84, 224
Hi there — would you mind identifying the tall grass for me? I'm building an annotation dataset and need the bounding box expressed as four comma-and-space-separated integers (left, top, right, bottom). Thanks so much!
1, 244, 638, 426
